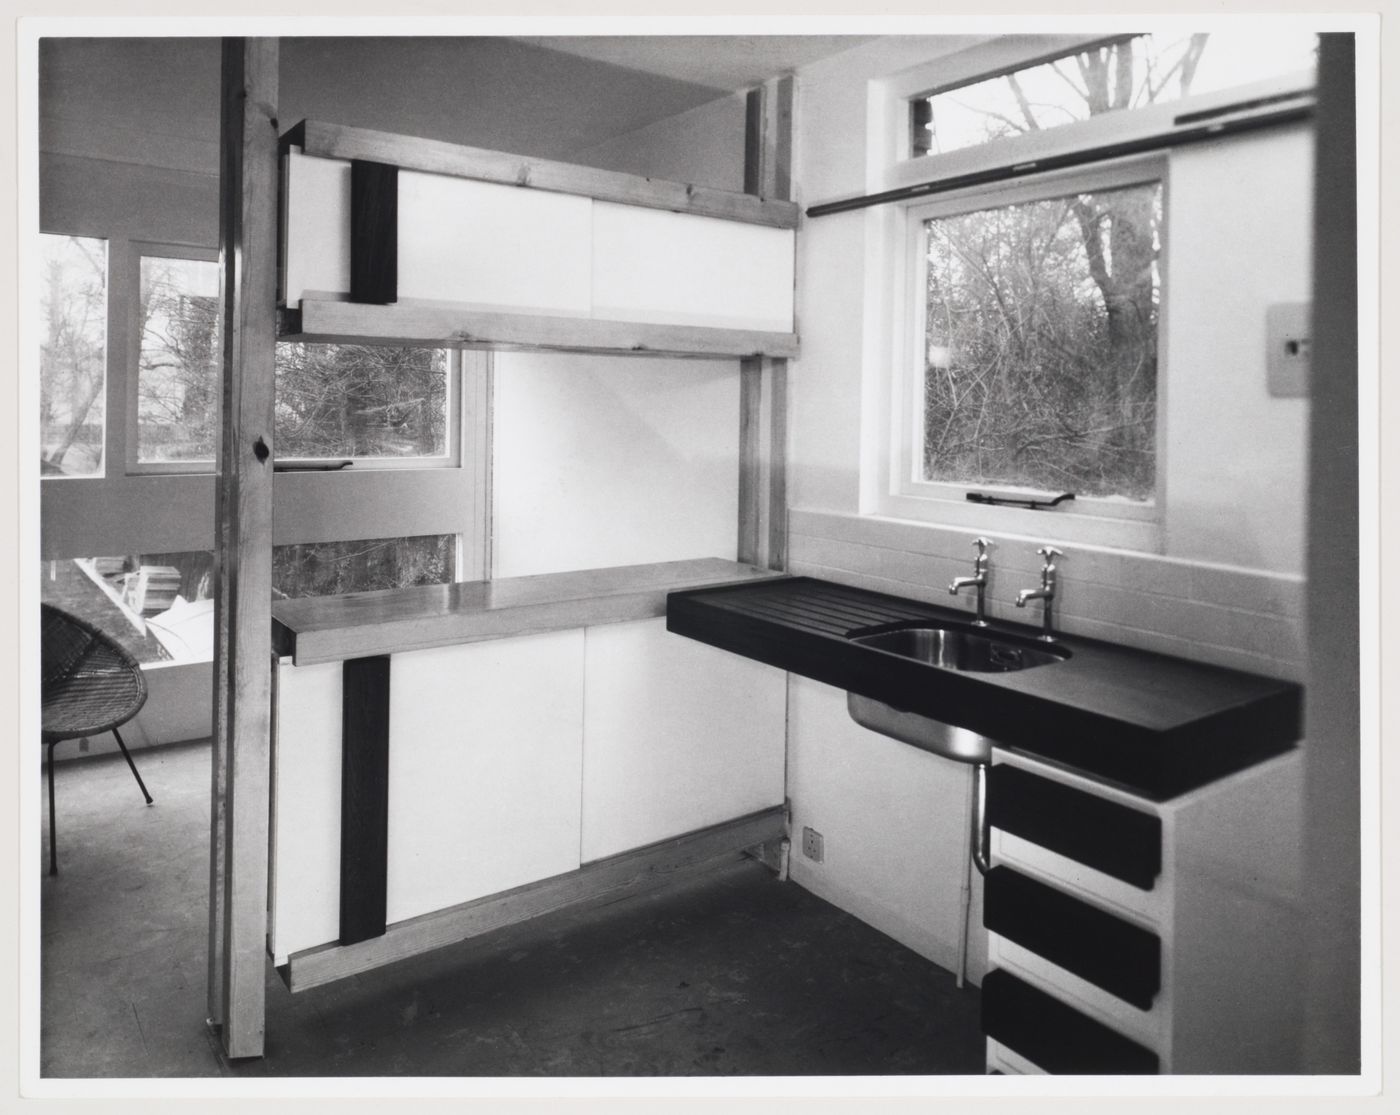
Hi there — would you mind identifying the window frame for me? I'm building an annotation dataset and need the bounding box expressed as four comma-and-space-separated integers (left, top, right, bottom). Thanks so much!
886, 154, 1169, 552
127, 242, 464, 476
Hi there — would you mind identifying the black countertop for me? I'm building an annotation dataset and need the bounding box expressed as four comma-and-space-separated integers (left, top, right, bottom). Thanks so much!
666, 576, 1301, 801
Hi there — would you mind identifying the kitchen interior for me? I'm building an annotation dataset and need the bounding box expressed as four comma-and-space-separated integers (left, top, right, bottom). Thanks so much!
29, 22, 1365, 1089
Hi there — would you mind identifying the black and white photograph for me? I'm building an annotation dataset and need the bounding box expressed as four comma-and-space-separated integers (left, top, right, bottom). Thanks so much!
12, 7, 1384, 1107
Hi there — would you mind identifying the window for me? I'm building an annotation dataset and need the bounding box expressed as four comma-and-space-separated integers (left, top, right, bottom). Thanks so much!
911, 31, 1319, 158
39, 234, 107, 477
914, 174, 1161, 506
272, 535, 457, 599
137, 252, 220, 465
274, 344, 454, 466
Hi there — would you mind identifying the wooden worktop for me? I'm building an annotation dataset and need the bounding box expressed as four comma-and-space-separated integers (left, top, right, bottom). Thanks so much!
272, 558, 782, 665
667, 576, 1302, 800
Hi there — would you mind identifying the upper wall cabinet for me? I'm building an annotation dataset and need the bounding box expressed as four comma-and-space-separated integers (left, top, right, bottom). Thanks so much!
278, 121, 799, 359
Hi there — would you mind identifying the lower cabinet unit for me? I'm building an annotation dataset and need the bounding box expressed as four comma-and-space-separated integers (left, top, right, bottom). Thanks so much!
982, 746, 1305, 1075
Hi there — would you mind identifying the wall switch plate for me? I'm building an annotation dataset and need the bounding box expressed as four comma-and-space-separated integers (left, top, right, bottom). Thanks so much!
801, 826, 824, 863
1266, 302, 1311, 398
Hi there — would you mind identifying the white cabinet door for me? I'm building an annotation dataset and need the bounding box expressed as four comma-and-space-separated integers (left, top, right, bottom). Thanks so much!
270, 629, 585, 963
580, 618, 786, 862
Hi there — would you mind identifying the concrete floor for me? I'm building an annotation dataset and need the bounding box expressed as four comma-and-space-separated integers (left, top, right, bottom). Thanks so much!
40, 740, 984, 1078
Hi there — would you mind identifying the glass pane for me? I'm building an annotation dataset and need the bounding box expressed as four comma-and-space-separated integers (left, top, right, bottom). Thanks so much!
913, 32, 1318, 157
921, 180, 1161, 502
40, 234, 107, 477
138, 255, 221, 463
272, 534, 456, 599
41, 552, 215, 665
274, 344, 449, 460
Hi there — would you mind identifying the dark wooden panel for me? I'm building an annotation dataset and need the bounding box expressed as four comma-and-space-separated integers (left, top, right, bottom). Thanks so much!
988, 764, 1162, 889
666, 577, 1301, 799
982, 968, 1159, 1074
339, 655, 391, 945
350, 159, 398, 305
984, 867, 1160, 1010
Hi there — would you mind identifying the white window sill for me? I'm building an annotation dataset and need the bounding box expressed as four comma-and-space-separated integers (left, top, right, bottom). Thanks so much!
875, 493, 1162, 555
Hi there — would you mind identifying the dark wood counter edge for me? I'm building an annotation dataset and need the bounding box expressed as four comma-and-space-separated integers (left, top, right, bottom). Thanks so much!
665, 577, 1302, 801
272, 559, 787, 665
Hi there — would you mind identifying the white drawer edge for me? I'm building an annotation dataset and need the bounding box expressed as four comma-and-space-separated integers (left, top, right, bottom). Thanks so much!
989, 933, 1168, 1055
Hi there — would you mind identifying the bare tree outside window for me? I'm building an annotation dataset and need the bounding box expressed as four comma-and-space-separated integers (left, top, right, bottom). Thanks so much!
911, 32, 1316, 504
272, 535, 456, 599
275, 344, 449, 461
912, 32, 1319, 157
39, 235, 106, 477
922, 179, 1161, 501
138, 255, 221, 462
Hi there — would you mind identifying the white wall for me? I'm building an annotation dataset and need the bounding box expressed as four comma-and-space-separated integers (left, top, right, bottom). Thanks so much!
492, 353, 740, 579
780, 38, 1316, 987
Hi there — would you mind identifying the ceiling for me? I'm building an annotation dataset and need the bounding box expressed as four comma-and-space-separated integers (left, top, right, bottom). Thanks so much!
510, 35, 881, 93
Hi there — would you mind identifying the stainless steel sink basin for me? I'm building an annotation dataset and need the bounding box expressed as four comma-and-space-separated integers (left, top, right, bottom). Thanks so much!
848, 625, 1070, 672
847, 692, 995, 763
844, 623, 1070, 764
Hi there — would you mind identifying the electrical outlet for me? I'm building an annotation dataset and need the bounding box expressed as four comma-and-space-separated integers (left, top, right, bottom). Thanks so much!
801, 826, 824, 863
1266, 302, 1311, 398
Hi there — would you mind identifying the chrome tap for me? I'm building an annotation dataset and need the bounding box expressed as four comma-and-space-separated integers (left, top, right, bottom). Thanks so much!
949, 537, 993, 626
1016, 546, 1063, 642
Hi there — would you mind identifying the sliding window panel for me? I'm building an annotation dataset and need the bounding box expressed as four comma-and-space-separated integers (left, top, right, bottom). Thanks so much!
591, 202, 795, 331
397, 171, 592, 314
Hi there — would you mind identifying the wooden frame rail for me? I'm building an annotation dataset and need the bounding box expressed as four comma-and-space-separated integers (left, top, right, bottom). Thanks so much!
280, 806, 787, 993
281, 299, 799, 359
284, 119, 800, 230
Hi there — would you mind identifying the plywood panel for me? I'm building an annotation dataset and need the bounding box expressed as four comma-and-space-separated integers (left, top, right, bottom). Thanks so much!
493, 354, 740, 579
591, 201, 795, 331
269, 632, 585, 962
580, 618, 786, 861
397, 171, 592, 313
282, 149, 349, 302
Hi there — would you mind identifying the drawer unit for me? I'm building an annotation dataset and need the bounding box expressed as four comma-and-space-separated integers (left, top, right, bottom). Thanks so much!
981, 969, 1158, 1075
985, 763, 1161, 889
983, 866, 1160, 1010
982, 747, 1306, 1075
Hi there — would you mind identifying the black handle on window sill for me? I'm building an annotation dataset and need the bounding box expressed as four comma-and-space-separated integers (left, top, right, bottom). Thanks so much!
966, 491, 1075, 511
274, 460, 354, 473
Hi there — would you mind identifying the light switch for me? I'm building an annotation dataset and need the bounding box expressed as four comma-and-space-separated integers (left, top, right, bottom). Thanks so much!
1266, 302, 1311, 398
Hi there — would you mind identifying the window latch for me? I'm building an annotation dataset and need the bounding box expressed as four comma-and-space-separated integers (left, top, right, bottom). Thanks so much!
965, 491, 1075, 511
273, 460, 354, 473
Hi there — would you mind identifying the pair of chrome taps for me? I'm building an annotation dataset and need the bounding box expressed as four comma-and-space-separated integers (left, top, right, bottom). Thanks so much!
948, 537, 1063, 641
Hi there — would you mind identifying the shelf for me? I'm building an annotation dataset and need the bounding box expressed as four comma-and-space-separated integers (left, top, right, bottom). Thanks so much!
280, 299, 799, 359
272, 557, 786, 665
284, 119, 800, 230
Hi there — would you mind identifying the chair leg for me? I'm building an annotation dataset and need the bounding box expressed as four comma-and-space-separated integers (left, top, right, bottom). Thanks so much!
111, 727, 153, 805
47, 741, 57, 876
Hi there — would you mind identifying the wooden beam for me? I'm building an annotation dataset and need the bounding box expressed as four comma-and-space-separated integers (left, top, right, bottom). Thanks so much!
738, 76, 794, 571
208, 36, 279, 1060
282, 298, 799, 359
291, 118, 800, 230
282, 806, 786, 992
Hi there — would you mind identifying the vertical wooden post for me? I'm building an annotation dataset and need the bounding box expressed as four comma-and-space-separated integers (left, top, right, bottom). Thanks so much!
738, 75, 793, 571
208, 36, 279, 1060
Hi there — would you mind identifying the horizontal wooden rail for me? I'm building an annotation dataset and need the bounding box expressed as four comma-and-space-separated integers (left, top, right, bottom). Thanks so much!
284, 119, 800, 230
280, 805, 787, 992
282, 299, 800, 360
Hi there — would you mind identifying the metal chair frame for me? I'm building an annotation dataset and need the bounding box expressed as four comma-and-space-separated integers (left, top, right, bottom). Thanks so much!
40, 603, 154, 875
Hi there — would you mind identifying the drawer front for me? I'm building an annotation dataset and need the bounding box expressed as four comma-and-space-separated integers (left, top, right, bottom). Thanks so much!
983, 866, 1161, 1010
981, 968, 1159, 1075
987, 763, 1161, 889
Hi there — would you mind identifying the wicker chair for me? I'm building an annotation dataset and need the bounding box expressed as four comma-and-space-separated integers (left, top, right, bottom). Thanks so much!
41, 603, 154, 875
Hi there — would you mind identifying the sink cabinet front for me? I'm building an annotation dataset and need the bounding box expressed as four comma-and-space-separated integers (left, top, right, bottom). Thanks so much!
983, 746, 1306, 1075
